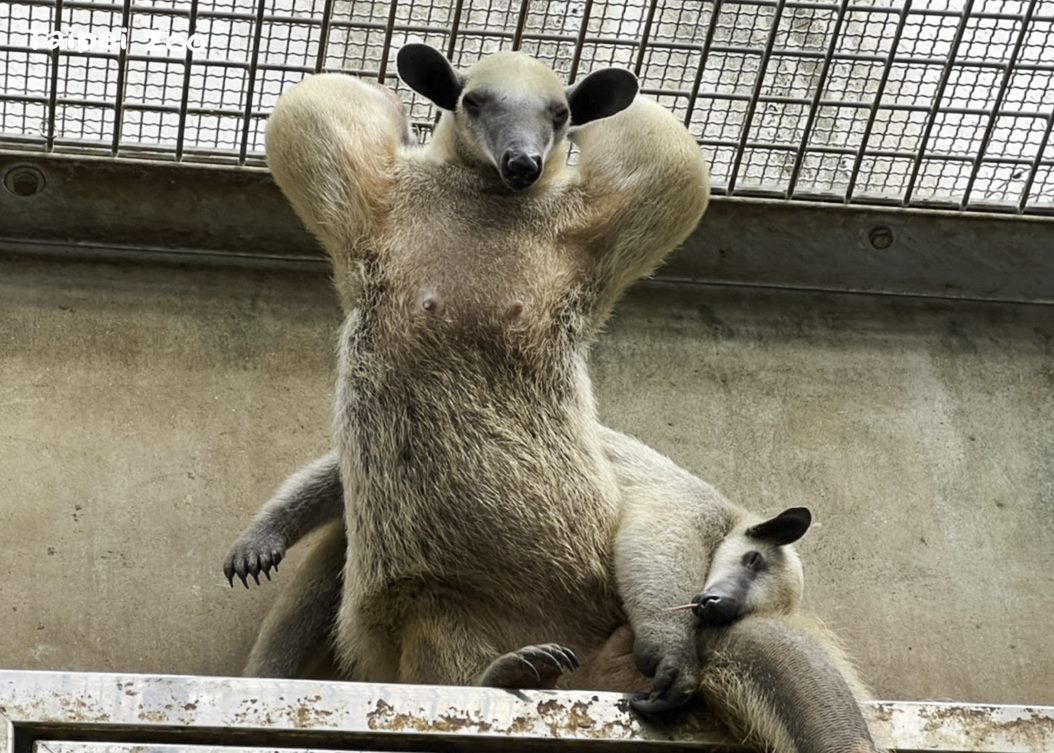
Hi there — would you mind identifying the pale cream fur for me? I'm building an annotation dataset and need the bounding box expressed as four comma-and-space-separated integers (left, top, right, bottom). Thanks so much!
230, 46, 885, 753
265, 50, 711, 688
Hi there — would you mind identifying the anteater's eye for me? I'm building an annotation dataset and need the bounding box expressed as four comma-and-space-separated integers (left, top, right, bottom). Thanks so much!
552, 105, 570, 126
461, 92, 485, 117
743, 551, 765, 570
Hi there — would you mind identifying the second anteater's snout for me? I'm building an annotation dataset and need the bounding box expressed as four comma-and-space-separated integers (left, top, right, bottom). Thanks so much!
501, 150, 543, 190
692, 588, 743, 625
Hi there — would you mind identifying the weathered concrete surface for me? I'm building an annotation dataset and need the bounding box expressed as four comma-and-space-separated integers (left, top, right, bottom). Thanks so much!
0, 252, 1051, 705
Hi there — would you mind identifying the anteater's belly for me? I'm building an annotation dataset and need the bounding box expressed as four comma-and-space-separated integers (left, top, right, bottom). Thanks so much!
354, 389, 609, 561
337, 334, 621, 633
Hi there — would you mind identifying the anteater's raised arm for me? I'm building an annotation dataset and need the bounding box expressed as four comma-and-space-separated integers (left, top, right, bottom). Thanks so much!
570, 97, 710, 322
698, 613, 886, 753
266, 74, 408, 266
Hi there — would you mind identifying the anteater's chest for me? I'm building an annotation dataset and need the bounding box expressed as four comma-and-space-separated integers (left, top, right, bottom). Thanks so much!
371, 164, 587, 336
341, 174, 592, 464
333, 165, 611, 587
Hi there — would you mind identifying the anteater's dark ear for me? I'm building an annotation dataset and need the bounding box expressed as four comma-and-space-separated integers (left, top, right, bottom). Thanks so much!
565, 68, 638, 126
746, 507, 812, 546
397, 43, 464, 111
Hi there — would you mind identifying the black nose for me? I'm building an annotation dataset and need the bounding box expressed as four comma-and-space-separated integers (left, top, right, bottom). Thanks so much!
501, 151, 542, 189
691, 592, 740, 625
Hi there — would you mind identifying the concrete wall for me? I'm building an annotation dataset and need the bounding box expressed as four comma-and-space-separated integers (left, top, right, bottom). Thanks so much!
1, 251, 1051, 705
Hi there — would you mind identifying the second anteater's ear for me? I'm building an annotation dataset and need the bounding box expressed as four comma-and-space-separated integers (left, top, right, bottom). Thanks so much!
397, 43, 464, 111
746, 507, 812, 546
565, 68, 638, 126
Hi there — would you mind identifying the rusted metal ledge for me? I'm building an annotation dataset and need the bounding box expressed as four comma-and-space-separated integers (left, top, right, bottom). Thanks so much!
37, 747, 330, 753
1, 671, 1052, 753
2, 152, 1053, 304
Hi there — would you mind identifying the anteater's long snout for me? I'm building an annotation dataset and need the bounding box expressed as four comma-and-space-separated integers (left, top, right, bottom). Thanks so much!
500, 149, 543, 190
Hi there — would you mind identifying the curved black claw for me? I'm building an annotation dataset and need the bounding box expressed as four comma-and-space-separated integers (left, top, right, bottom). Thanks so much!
481, 643, 580, 689
222, 529, 287, 590
518, 656, 541, 682
525, 643, 578, 673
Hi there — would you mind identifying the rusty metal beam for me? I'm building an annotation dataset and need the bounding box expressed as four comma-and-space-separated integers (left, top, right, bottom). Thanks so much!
1, 671, 1052, 753
36, 742, 333, 746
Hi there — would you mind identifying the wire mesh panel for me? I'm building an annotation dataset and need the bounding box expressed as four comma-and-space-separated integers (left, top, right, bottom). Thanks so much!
1, 0, 1053, 214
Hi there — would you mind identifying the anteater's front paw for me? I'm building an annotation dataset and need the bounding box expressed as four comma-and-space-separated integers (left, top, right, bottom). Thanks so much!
630, 654, 702, 717
223, 527, 286, 588
480, 643, 579, 689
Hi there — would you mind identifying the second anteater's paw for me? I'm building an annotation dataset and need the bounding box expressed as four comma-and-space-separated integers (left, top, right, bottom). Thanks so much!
223, 528, 286, 589
480, 643, 579, 689
629, 655, 701, 717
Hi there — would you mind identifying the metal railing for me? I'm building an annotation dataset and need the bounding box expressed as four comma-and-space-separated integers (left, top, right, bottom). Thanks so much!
1, 0, 1053, 215
2, 670, 1053, 753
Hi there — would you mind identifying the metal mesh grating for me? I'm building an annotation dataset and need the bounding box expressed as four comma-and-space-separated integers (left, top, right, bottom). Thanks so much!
2, 0, 1053, 214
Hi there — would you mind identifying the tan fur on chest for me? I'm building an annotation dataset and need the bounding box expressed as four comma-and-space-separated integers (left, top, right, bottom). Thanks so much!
333, 160, 618, 625
375, 159, 587, 334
